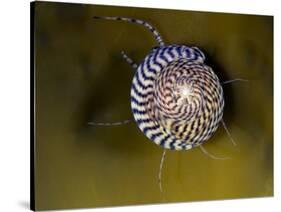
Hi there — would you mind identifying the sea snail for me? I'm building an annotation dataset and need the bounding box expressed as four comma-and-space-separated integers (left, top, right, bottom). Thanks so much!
91, 16, 246, 192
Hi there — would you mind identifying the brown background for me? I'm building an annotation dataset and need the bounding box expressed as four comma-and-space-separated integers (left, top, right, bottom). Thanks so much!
34, 1, 273, 210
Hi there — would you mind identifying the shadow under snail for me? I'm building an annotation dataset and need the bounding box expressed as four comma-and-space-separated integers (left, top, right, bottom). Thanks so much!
89, 16, 248, 193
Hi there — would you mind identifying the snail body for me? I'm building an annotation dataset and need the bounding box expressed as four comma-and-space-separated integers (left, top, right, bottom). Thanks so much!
91, 15, 240, 193
92, 16, 225, 151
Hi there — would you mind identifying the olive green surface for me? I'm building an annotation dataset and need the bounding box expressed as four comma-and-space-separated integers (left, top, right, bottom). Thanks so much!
34, 1, 273, 210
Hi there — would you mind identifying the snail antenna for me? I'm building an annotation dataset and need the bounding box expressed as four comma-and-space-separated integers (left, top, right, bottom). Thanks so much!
199, 145, 230, 160
221, 119, 236, 146
93, 16, 165, 46
222, 78, 248, 85
121, 51, 138, 70
88, 119, 132, 126
158, 149, 167, 193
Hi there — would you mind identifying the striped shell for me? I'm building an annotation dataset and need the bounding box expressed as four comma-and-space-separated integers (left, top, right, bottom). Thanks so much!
131, 45, 224, 150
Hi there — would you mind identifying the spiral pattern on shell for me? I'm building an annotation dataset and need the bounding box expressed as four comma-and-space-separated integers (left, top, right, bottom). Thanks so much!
131, 45, 224, 150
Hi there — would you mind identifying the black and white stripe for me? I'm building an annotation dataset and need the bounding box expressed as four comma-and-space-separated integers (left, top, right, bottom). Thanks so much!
131, 45, 224, 150
93, 16, 165, 46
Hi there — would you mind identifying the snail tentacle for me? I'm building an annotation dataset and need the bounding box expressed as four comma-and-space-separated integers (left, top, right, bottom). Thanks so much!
121, 51, 138, 69
158, 149, 167, 193
221, 119, 236, 146
222, 78, 248, 85
199, 145, 230, 160
93, 16, 165, 46
88, 119, 132, 126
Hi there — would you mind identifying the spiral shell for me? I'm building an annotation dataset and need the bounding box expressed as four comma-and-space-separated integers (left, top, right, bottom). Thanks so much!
131, 45, 224, 150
